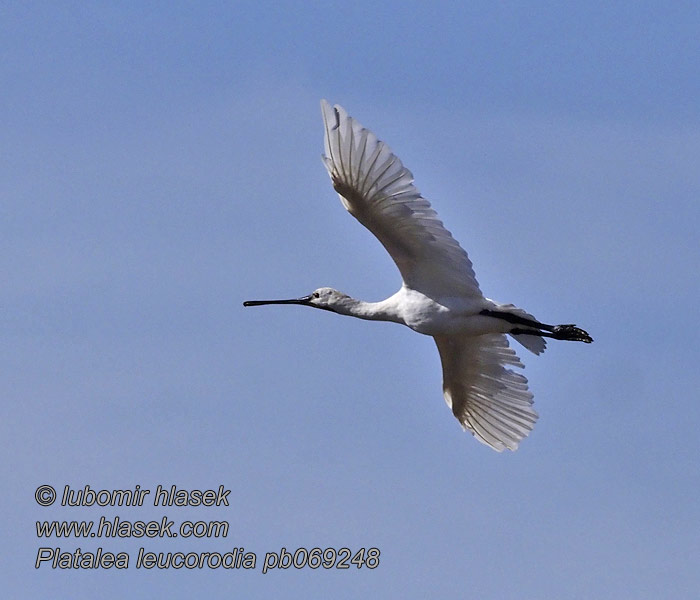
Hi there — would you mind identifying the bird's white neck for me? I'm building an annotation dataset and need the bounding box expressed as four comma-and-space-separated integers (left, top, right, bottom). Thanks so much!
333, 296, 404, 324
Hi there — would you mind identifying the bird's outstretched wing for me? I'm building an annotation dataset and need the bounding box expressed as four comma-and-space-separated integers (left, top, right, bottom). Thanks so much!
434, 333, 538, 451
321, 100, 481, 300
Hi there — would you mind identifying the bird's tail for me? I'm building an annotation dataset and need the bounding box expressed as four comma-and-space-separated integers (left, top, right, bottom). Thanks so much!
495, 303, 547, 355
511, 332, 546, 355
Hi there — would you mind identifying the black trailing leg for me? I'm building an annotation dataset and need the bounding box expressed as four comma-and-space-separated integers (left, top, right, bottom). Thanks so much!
480, 309, 593, 344
511, 325, 593, 343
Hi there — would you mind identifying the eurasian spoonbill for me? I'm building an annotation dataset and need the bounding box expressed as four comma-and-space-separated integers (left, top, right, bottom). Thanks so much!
244, 100, 592, 451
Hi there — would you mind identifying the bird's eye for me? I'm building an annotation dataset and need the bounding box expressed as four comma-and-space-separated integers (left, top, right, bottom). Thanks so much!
312, 291, 320, 299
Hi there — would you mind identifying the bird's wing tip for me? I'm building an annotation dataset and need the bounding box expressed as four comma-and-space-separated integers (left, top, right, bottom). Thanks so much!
320, 98, 334, 120
320, 99, 349, 131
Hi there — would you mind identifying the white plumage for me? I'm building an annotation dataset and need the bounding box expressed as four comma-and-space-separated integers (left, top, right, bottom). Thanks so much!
244, 100, 592, 451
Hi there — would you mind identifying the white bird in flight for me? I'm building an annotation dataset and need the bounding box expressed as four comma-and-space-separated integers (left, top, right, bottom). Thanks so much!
244, 100, 592, 451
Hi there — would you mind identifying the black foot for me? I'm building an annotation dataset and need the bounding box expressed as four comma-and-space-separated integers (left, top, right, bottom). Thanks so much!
552, 324, 593, 343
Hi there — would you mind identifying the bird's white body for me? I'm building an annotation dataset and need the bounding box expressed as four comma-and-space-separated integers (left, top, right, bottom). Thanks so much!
331, 286, 505, 337
244, 100, 592, 452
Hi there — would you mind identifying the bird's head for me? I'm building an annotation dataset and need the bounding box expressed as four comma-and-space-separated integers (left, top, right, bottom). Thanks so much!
243, 287, 352, 314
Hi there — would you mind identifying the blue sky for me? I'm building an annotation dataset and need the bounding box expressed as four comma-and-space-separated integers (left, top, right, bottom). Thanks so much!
3, 2, 699, 598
